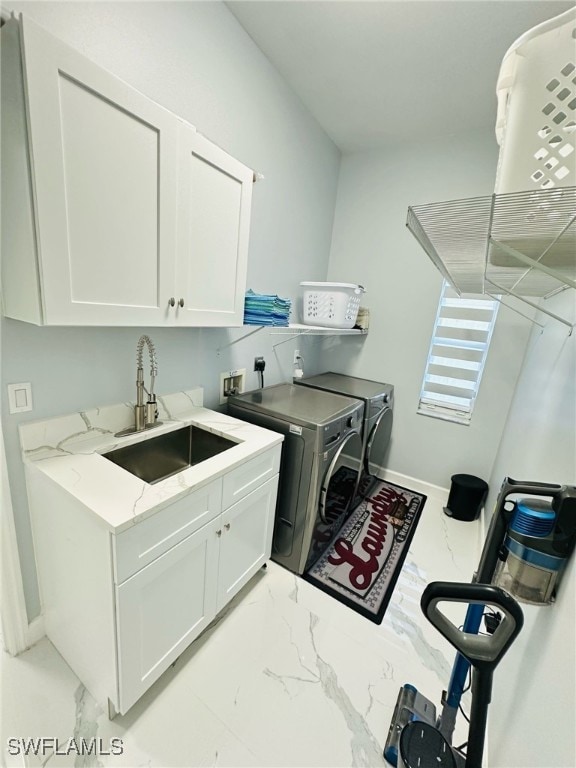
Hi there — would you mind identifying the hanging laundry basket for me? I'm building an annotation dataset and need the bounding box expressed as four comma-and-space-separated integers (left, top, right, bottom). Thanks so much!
300, 282, 365, 329
494, 7, 576, 194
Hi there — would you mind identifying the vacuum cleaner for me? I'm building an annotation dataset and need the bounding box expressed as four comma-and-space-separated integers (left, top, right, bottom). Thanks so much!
398, 581, 523, 768
384, 477, 576, 767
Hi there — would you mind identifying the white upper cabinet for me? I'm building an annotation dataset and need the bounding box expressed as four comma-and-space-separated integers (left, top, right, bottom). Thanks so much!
0, 15, 253, 327
175, 126, 253, 327
17, 16, 178, 326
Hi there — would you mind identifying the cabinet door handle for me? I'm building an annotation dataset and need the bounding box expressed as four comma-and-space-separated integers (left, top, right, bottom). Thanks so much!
216, 529, 222, 537
168, 297, 175, 307
224, 523, 231, 531
178, 298, 185, 308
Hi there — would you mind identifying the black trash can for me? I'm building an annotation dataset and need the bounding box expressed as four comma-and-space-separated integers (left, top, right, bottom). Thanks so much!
444, 474, 488, 521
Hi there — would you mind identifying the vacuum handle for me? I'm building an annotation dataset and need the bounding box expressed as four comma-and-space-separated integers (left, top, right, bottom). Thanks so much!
421, 582, 523, 670
500, 477, 563, 497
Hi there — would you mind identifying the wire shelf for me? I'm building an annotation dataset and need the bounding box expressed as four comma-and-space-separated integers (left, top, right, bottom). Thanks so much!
407, 187, 576, 298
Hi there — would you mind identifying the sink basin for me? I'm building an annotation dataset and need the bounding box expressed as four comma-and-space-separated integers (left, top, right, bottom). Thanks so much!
103, 425, 237, 484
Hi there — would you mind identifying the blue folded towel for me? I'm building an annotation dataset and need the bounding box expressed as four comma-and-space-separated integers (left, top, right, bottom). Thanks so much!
244, 289, 291, 326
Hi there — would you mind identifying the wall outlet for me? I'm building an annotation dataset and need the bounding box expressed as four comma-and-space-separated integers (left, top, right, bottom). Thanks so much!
293, 349, 301, 365
219, 368, 246, 405
7, 382, 33, 413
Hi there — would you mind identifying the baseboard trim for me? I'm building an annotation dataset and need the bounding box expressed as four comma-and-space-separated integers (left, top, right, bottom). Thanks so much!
26, 616, 45, 648
376, 468, 450, 504
377, 467, 485, 562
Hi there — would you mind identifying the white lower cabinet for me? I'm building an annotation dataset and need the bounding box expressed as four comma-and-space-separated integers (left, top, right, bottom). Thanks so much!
115, 476, 278, 714
27, 444, 281, 717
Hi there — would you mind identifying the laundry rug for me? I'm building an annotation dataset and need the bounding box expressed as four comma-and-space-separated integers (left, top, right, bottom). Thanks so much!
304, 478, 426, 624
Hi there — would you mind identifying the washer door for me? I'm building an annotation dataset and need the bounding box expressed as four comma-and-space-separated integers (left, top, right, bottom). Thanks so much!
305, 430, 363, 571
365, 406, 393, 476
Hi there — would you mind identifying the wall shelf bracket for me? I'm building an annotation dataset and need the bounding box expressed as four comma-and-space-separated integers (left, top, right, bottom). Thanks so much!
485, 280, 575, 335
489, 236, 576, 293
216, 326, 264, 354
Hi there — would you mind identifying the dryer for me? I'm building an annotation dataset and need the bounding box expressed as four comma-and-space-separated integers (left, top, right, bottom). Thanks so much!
295, 372, 394, 478
227, 383, 364, 575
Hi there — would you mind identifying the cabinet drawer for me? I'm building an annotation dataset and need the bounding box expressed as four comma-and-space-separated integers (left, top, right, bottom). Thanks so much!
221, 446, 281, 510
114, 478, 222, 583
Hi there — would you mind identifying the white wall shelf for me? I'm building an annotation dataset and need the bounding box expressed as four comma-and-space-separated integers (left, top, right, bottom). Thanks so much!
216, 323, 367, 353
270, 323, 367, 335
407, 187, 576, 333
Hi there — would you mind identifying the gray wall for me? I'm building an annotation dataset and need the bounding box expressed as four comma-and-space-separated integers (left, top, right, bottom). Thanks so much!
323, 134, 533, 489
1, 0, 340, 621
487, 290, 576, 768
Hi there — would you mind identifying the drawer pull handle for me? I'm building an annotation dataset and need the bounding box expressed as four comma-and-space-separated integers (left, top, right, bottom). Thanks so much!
178, 298, 185, 308
224, 523, 231, 531
168, 297, 175, 307
216, 529, 222, 537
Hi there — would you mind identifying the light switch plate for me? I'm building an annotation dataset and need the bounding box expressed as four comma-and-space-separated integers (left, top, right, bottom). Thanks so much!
7, 382, 33, 414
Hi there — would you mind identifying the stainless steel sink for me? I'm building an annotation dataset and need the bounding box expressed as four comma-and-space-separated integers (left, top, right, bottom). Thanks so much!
103, 425, 237, 484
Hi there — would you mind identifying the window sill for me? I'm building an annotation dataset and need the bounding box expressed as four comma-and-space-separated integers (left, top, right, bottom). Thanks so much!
417, 407, 471, 426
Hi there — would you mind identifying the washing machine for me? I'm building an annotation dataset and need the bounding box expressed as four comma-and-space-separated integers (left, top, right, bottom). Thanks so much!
295, 372, 394, 478
227, 383, 364, 575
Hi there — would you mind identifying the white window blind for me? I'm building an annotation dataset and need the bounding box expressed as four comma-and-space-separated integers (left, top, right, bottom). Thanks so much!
418, 281, 499, 424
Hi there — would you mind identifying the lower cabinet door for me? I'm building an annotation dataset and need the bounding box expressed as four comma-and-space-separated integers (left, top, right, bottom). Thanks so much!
217, 477, 278, 612
116, 517, 220, 713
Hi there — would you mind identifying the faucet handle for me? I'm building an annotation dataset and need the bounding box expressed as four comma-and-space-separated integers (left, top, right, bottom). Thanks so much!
135, 404, 147, 432
145, 398, 158, 427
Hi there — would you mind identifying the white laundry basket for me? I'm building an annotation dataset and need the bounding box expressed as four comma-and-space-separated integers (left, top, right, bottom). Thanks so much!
495, 7, 576, 194
300, 282, 365, 329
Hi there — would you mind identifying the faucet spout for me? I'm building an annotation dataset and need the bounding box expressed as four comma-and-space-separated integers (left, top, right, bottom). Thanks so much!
135, 335, 159, 431
114, 336, 162, 438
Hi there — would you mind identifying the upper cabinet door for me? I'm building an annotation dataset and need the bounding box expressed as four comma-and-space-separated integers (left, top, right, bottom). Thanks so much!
175, 126, 253, 327
21, 17, 178, 325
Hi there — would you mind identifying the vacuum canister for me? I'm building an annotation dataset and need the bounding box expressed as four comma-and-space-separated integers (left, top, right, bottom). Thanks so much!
493, 498, 566, 605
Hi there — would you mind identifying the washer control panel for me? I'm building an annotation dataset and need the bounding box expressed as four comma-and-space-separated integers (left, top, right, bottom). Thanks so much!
322, 406, 362, 450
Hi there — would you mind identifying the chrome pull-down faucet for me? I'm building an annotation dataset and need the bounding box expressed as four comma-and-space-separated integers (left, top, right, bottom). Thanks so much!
115, 335, 161, 437
135, 334, 159, 431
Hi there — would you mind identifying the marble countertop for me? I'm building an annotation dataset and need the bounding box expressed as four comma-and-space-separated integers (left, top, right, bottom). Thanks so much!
19, 389, 283, 533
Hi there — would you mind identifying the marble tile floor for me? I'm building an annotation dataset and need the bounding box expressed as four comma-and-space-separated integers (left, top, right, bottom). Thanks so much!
1, 486, 481, 768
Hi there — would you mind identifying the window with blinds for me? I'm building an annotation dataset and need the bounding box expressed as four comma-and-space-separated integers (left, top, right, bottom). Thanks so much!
418, 282, 499, 424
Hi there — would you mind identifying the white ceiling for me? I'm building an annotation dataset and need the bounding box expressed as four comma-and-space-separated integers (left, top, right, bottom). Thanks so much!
227, 0, 575, 152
